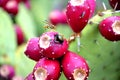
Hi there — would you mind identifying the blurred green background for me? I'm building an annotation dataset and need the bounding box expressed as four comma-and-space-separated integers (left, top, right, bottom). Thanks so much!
0, 0, 120, 80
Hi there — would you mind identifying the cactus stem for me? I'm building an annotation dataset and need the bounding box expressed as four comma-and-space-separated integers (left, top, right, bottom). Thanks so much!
76, 33, 81, 52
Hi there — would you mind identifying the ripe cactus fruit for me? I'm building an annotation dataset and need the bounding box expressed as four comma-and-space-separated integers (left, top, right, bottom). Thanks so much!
39, 31, 68, 59
49, 10, 67, 25
0, 64, 15, 80
3, 0, 19, 15
88, 0, 96, 18
62, 51, 89, 80
14, 24, 24, 45
24, 37, 44, 61
0, 0, 8, 7
109, 0, 120, 10
66, 0, 90, 33
99, 16, 120, 41
33, 58, 61, 80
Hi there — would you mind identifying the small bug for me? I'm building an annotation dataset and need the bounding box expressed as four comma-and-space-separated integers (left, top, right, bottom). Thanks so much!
43, 20, 56, 29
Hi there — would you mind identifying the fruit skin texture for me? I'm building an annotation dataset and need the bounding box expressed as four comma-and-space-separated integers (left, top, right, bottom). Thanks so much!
62, 51, 89, 80
14, 24, 24, 45
88, 0, 96, 18
66, 0, 90, 33
49, 10, 67, 25
3, 0, 19, 15
0, 64, 15, 80
33, 58, 61, 80
39, 31, 68, 59
109, 0, 120, 10
24, 37, 44, 61
99, 16, 120, 41
0, 0, 8, 7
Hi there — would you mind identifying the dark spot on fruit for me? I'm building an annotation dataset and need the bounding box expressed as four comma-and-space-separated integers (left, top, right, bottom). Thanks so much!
81, 11, 86, 18
54, 34, 63, 44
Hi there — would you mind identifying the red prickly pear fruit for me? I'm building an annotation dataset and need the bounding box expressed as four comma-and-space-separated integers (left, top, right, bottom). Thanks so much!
108, 0, 120, 10
14, 24, 24, 45
99, 16, 120, 41
24, 37, 44, 61
88, 0, 96, 18
0, 0, 8, 7
39, 31, 69, 59
33, 58, 61, 80
25, 73, 34, 80
15, 0, 21, 3
66, 0, 91, 33
0, 64, 15, 80
49, 10, 67, 25
62, 51, 89, 80
3, 0, 19, 15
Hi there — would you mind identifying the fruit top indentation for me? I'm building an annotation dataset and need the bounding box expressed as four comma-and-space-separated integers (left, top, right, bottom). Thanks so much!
73, 68, 87, 80
70, 0, 84, 6
112, 20, 120, 34
39, 34, 51, 49
6, 1, 16, 9
34, 67, 47, 80
0, 66, 9, 77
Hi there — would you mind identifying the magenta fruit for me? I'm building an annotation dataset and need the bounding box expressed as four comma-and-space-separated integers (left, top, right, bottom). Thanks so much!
109, 0, 120, 10
33, 58, 61, 80
99, 16, 120, 41
39, 31, 68, 59
49, 10, 67, 25
3, 0, 19, 15
14, 24, 24, 45
66, 0, 90, 33
0, 0, 8, 7
87, 0, 96, 18
0, 64, 15, 80
62, 51, 89, 80
24, 37, 44, 61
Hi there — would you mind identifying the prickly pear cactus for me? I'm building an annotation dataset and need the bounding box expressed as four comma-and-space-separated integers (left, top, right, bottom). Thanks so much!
69, 10, 120, 80
0, 8, 17, 64
0, 0, 120, 80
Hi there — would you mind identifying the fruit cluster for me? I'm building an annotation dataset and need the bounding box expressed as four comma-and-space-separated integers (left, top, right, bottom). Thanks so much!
0, 64, 23, 80
24, 31, 89, 80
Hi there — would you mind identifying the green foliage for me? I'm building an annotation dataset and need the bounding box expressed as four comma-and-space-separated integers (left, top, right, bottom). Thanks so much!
16, 3, 37, 41
0, 9, 17, 64
14, 44, 35, 77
